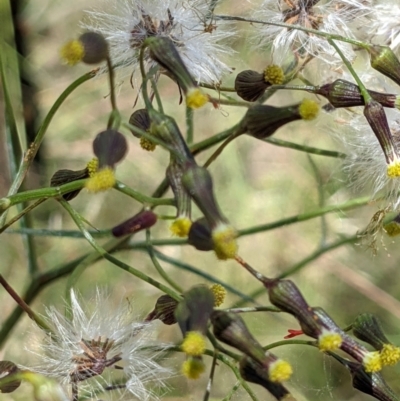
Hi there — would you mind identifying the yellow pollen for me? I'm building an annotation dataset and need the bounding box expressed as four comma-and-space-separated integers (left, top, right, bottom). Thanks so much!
170, 217, 192, 237
384, 221, 400, 237
85, 167, 116, 192
86, 158, 99, 177
60, 40, 85, 66
181, 358, 205, 379
268, 359, 293, 383
298, 99, 319, 121
181, 331, 206, 356
264, 65, 284, 85
386, 160, 400, 178
318, 331, 343, 352
363, 351, 382, 373
380, 344, 400, 366
186, 88, 209, 109
212, 224, 238, 260
210, 284, 226, 307
140, 136, 157, 151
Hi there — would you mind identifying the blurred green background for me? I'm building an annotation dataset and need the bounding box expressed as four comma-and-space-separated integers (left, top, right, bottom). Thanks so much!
1, 0, 400, 400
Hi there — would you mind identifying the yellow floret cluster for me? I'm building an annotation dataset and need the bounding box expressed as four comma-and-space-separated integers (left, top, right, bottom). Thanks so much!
380, 343, 400, 366
85, 167, 116, 192
363, 351, 382, 373
268, 359, 293, 383
212, 224, 238, 260
298, 99, 319, 121
170, 217, 192, 237
387, 159, 400, 178
60, 40, 85, 66
186, 88, 209, 109
181, 331, 206, 357
210, 284, 226, 307
318, 331, 343, 352
181, 357, 205, 380
264, 65, 284, 85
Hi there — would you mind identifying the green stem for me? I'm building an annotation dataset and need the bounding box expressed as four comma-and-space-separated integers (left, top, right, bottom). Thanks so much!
327, 38, 371, 102
114, 181, 175, 206
238, 196, 370, 237
277, 235, 357, 279
186, 106, 194, 145
223, 306, 281, 313
233, 235, 358, 308
264, 137, 346, 159
0, 199, 46, 234
0, 179, 87, 210
60, 199, 181, 301
263, 339, 316, 351
199, 82, 236, 92
214, 15, 368, 48
0, 274, 52, 334
145, 230, 183, 293
3, 70, 96, 204
209, 97, 250, 107
106, 57, 117, 112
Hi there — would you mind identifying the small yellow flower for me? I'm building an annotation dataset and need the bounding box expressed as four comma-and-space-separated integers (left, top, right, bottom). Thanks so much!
85, 167, 116, 192
380, 344, 400, 366
298, 99, 319, 121
181, 331, 206, 357
186, 88, 209, 109
268, 359, 293, 383
264, 65, 284, 85
363, 351, 382, 373
170, 217, 192, 237
140, 137, 157, 151
212, 224, 238, 260
210, 284, 226, 307
181, 357, 205, 380
86, 158, 99, 177
318, 331, 343, 352
60, 40, 85, 66
387, 159, 400, 178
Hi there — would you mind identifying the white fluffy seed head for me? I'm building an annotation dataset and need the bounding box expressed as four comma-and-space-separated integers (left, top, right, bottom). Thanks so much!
249, 0, 373, 66
81, 0, 235, 85
24, 289, 172, 400
327, 110, 400, 209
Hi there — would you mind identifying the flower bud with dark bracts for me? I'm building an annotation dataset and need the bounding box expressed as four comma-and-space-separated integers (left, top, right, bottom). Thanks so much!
316, 79, 398, 109
145, 294, 178, 325
368, 45, 400, 87
60, 32, 108, 66
145, 36, 208, 109
353, 313, 400, 367
243, 99, 319, 140
363, 100, 400, 178
239, 356, 292, 400
111, 210, 157, 237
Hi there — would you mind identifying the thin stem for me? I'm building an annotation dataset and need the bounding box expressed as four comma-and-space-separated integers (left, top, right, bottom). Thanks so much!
203, 130, 242, 168
114, 181, 175, 206
145, 230, 183, 293
0, 199, 46, 234
0, 275, 51, 334
1, 179, 86, 210
150, 75, 164, 113
214, 15, 368, 48
328, 38, 371, 102
264, 137, 346, 159
186, 106, 194, 145
106, 57, 117, 112
209, 96, 250, 107
60, 199, 181, 302
200, 82, 236, 92
223, 306, 281, 313
203, 349, 218, 401
1, 70, 97, 209
263, 339, 316, 351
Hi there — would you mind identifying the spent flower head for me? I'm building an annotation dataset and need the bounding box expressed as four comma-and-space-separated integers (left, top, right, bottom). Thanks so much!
250, 0, 371, 65
25, 289, 172, 400
82, 0, 234, 84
